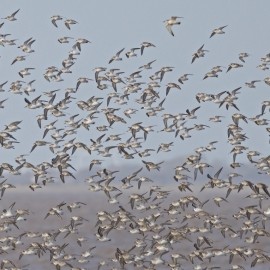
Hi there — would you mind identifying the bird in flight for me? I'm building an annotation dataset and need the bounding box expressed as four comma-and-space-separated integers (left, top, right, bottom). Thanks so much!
164, 16, 183, 36
209, 25, 228, 38
2, 9, 20, 21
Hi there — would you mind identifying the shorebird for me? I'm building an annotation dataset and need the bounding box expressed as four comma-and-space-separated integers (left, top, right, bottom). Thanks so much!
24, 95, 43, 109
160, 66, 174, 81
0, 98, 8, 109
164, 16, 183, 36
11, 55, 28, 65
125, 47, 140, 58
212, 65, 225, 73
142, 160, 164, 171
18, 68, 35, 78
74, 38, 91, 51
96, 225, 113, 242
4, 121, 22, 132
0, 80, 8, 92
140, 41, 156, 55
209, 25, 228, 38
261, 100, 270, 114
257, 63, 269, 71
23, 80, 36, 95
186, 106, 200, 119
76, 77, 92, 91
178, 73, 193, 84
209, 115, 225, 123
239, 52, 249, 62
157, 142, 174, 153
165, 82, 181, 96
226, 63, 243, 72
203, 70, 218, 80
139, 59, 156, 70
232, 113, 248, 126
30, 140, 50, 153
51, 15, 63, 27
108, 48, 125, 64
2, 9, 20, 21
191, 44, 209, 63
245, 80, 261, 88
213, 197, 229, 207
263, 77, 270, 86
58, 36, 74, 44
18, 37, 35, 53
64, 18, 78, 30
193, 162, 212, 180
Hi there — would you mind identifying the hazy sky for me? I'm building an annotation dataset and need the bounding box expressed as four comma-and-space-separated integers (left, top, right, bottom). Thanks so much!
1, 0, 269, 170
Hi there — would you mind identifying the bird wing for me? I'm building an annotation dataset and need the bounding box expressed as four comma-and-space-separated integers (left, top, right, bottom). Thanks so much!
166, 24, 174, 36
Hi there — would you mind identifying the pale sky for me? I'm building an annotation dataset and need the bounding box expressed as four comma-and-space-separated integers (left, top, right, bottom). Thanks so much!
0, 0, 269, 170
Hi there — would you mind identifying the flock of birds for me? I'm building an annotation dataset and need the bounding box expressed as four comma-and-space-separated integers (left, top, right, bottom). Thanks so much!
0, 8, 270, 270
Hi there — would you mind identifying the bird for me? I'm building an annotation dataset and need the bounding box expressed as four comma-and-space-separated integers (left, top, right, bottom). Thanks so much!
51, 15, 63, 27
30, 140, 50, 153
178, 73, 193, 84
74, 38, 91, 51
164, 16, 183, 36
58, 36, 74, 44
209, 115, 224, 123
0, 98, 8, 109
226, 63, 243, 72
139, 59, 156, 69
239, 52, 249, 62
108, 48, 125, 64
18, 37, 35, 53
260, 100, 270, 115
125, 47, 140, 58
2, 9, 20, 21
96, 225, 113, 242
142, 160, 164, 171
209, 25, 228, 38
203, 71, 218, 80
18, 68, 35, 78
140, 41, 156, 55
157, 142, 174, 153
166, 82, 181, 96
11, 55, 28, 65
0, 81, 8, 92
76, 77, 92, 91
186, 106, 200, 119
245, 80, 261, 88
64, 18, 78, 29
191, 44, 209, 63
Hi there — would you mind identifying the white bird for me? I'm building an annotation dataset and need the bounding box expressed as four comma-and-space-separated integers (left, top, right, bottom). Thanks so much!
51, 15, 63, 27
11, 55, 28, 65
64, 18, 78, 30
18, 37, 35, 53
239, 52, 249, 62
140, 41, 156, 55
58, 36, 74, 44
164, 16, 183, 36
139, 60, 156, 70
2, 9, 20, 21
108, 48, 125, 64
125, 47, 140, 58
191, 44, 209, 63
245, 80, 261, 88
18, 68, 35, 78
226, 62, 243, 73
